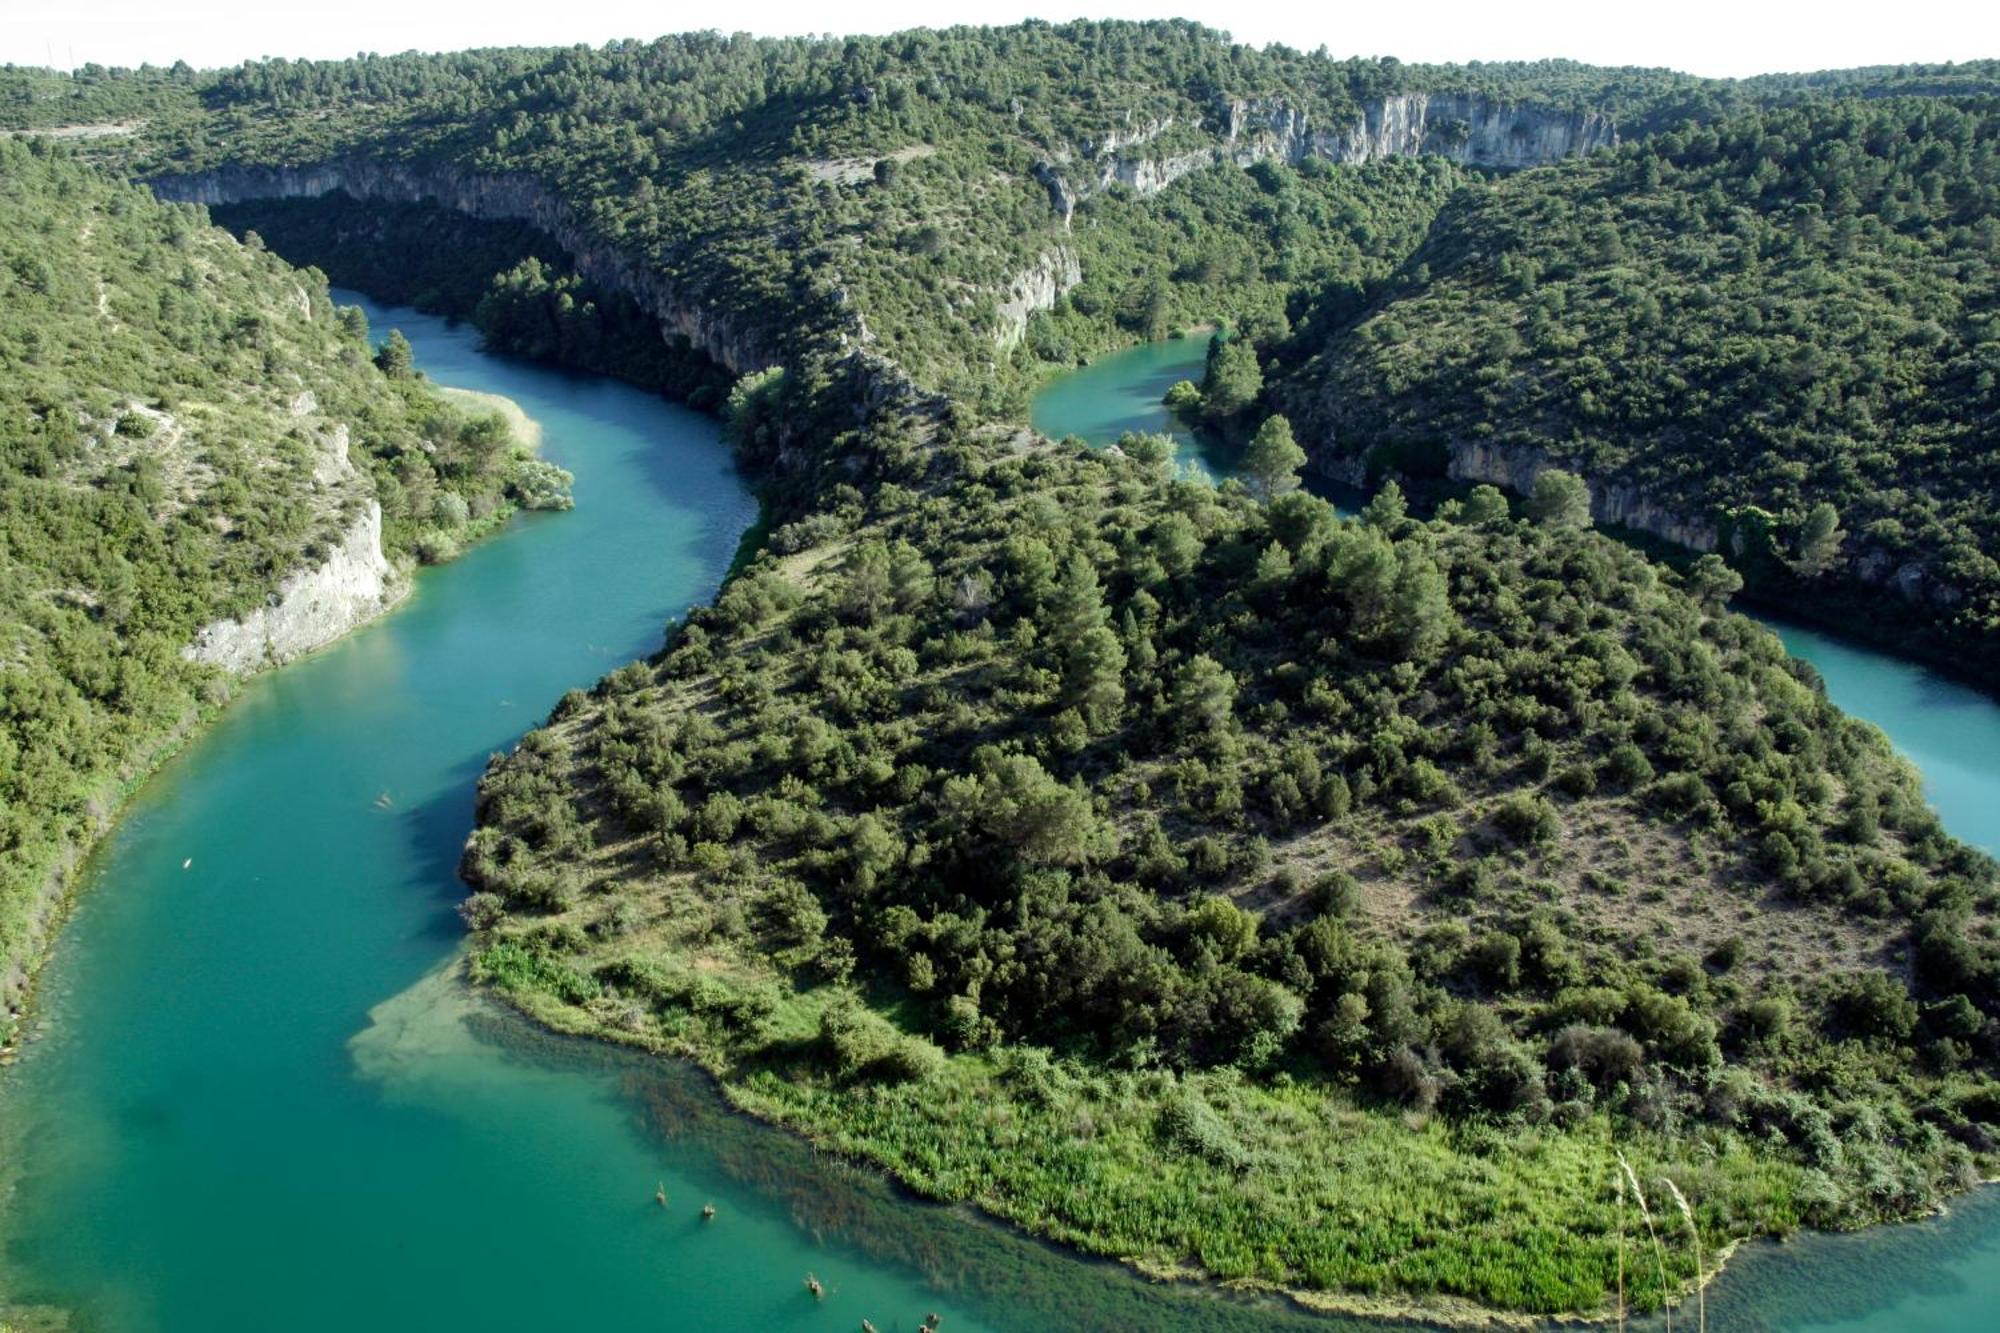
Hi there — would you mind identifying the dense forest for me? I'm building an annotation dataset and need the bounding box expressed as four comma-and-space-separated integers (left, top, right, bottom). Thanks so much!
0, 138, 562, 1012
470, 408, 1999, 1316
1278, 97, 2000, 685
4, 20, 2000, 1322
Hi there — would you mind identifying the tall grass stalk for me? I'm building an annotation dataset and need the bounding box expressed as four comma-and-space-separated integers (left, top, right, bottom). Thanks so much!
1614, 1163, 1627, 1333
1618, 1152, 1672, 1333
1662, 1176, 1705, 1333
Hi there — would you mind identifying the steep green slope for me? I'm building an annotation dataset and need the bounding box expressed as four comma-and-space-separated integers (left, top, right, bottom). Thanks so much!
1278, 98, 2000, 685
465, 404, 2000, 1317
15, 28, 1999, 424
0, 138, 564, 1016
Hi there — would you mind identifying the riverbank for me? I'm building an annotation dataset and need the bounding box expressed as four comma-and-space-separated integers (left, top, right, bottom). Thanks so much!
1, 386, 540, 1054
440, 385, 543, 452
1, 291, 859, 1333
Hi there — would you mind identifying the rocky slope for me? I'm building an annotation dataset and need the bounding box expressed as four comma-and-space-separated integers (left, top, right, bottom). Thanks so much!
150, 162, 776, 378
184, 501, 401, 674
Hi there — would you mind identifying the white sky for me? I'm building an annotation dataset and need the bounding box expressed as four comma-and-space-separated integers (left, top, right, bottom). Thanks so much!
4, 0, 1996, 81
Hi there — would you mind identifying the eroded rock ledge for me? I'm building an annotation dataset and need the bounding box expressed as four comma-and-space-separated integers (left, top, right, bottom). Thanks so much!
151, 161, 777, 378
184, 500, 403, 674
996, 247, 1083, 345
149, 160, 945, 418
1036, 91, 1617, 221
1307, 437, 1963, 611
1445, 440, 1721, 552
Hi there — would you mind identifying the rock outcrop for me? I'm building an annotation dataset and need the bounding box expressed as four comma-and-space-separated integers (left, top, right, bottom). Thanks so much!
1224, 92, 1616, 170
184, 501, 401, 674
1444, 440, 1720, 551
995, 248, 1082, 344
149, 160, 940, 420
1035, 91, 1617, 216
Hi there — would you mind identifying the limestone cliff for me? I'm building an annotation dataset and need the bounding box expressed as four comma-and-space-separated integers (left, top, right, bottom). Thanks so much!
1223, 92, 1616, 170
148, 161, 936, 418
184, 501, 402, 674
1443, 440, 1720, 551
995, 248, 1082, 345
1035, 91, 1617, 216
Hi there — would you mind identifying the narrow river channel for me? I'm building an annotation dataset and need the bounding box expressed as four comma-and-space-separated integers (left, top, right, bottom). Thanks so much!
0, 294, 985, 1333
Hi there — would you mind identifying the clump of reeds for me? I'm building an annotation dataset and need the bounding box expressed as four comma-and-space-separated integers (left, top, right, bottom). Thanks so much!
1617, 1151, 1672, 1333
1661, 1175, 1705, 1333
1614, 1163, 1627, 1333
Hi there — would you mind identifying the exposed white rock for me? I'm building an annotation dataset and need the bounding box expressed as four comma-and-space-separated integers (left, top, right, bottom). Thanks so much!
994, 247, 1082, 345
1035, 92, 1617, 218
183, 501, 400, 674
311, 422, 353, 487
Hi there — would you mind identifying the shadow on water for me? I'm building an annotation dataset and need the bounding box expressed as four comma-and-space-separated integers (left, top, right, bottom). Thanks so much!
396, 760, 494, 943
456, 989, 1444, 1333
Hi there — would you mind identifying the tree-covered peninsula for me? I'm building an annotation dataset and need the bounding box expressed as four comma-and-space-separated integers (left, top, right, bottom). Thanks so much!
0, 138, 565, 1019
464, 396, 2000, 1318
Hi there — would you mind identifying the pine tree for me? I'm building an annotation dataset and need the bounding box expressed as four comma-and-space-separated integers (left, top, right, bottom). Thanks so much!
1242, 414, 1306, 502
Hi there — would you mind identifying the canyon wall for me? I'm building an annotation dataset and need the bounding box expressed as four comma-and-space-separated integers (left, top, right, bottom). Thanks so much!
150, 162, 779, 378
184, 500, 402, 674
1036, 92, 1617, 218
1443, 440, 1720, 551
149, 160, 941, 416
995, 248, 1083, 345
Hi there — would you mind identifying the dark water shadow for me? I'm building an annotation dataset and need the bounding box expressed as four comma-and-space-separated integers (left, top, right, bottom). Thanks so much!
460, 997, 1463, 1333
396, 758, 496, 944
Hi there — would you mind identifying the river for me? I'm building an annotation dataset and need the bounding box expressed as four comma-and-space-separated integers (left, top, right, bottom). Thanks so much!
0, 294, 991, 1333
0, 297, 1425, 1333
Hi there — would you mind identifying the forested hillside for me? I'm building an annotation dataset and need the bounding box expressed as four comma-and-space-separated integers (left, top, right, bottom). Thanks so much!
469, 408, 2000, 1317
27, 25, 1997, 414
1277, 98, 2000, 683
0, 138, 562, 1011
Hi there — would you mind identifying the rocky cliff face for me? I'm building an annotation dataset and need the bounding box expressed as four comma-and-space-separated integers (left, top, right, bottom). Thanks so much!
184, 501, 402, 674
1445, 440, 1720, 551
149, 162, 779, 378
995, 248, 1083, 344
1225, 92, 1617, 170
149, 160, 943, 418
1036, 92, 1616, 217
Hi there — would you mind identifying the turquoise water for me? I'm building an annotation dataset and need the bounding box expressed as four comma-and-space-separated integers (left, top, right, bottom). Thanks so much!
0, 295, 982, 1333
9, 309, 2000, 1333
0, 298, 1399, 1333
1772, 622, 1999, 854
1030, 335, 1235, 480
1030, 339, 2000, 1331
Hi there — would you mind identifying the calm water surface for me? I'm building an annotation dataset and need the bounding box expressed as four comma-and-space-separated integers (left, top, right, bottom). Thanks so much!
0, 298, 1396, 1333
0, 294, 978, 1333
1031, 337, 2000, 1332
1029, 334, 1238, 480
